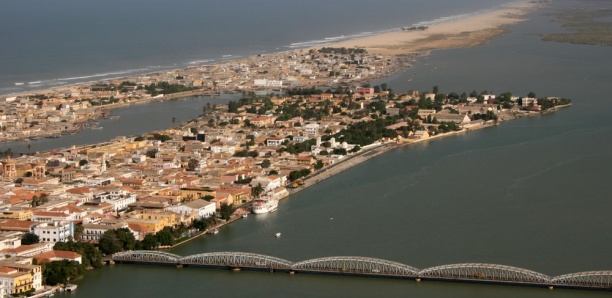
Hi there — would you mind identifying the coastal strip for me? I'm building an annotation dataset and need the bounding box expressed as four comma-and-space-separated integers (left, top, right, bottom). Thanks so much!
324, 0, 547, 55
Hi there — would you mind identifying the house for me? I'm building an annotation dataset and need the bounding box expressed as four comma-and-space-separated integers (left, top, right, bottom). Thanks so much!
168, 200, 216, 219
179, 187, 216, 202
0, 258, 43, 293
417, 109, 436, 119
435, 114, 471, 125
412, 130, 430, 139
32, 221, 74, 243
81, 222, 129, 243
355, 87, 374, 96
96, 189, 137, 212
266, 136, 285, 147
33, 250, 82, 264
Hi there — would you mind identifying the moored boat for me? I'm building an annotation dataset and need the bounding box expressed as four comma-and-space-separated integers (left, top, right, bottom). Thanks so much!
252, 196, 278, 214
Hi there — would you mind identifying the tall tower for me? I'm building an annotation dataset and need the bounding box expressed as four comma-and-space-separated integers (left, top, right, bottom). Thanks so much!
3, 159, 16, 179
100, 154, 107, 173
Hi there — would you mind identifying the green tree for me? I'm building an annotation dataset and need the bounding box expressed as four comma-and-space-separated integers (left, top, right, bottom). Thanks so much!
22, 233, 40, 245
156, 229, 174, 246
79, 159, 88, 167
98, 230, 123, 255
53, 241, 103, 268
219, 203, 236, 221
261, 159, 271, 168
251, 183, 264, 198
43, 260, 85, 286
146, 149, 158, 158
141, 234, 159, 250
115, 228, 136, 250
187, 159, 199, 171
315, 160, 324, 170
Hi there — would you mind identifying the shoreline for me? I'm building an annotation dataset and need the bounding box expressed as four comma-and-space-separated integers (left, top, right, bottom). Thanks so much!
2, 0, 544, 100
322, 0, 546, 55
0, 0, 546, 145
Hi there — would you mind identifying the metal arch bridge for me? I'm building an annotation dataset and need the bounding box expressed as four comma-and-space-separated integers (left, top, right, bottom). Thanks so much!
291, 256, 420, 277
111, 251, 612, 291
419, 263, 551, 284
551, 271, 612, 289
180, 252, 293, 270
112, 250, 181, 264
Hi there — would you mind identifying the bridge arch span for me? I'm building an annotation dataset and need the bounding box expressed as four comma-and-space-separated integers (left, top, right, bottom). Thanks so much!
112, 250, 181, 264
552, 271, 612, 288
419, 263, 550, 284
179, 252, 293, 270
292, 256, 419, 277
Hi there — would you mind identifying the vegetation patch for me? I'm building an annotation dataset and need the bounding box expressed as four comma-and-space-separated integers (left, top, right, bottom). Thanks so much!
541, 7, 612, 46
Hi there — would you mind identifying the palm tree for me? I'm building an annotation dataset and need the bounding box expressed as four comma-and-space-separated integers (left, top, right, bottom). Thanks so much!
251, 183, 264, 198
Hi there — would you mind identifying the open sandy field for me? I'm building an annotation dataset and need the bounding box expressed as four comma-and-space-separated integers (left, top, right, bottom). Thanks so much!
323, 0, 545, 55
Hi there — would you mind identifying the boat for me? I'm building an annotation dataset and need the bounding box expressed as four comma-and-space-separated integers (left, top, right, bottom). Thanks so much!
91, 126, 103, 130
14, 82, 24, 86
252, 196, 278, 214
64, 284, 78, 292
275, 233, 281, 237
242, 214, 248, 218
207, 229, 219, 234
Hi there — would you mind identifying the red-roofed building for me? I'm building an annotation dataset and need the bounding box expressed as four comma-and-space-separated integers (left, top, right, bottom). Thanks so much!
33, 250, 82, 264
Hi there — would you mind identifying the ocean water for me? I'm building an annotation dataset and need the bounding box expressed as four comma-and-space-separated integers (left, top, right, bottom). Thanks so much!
0, 0, 514, 95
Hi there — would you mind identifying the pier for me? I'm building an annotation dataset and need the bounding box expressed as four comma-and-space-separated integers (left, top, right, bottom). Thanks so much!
112, 251, 612, 291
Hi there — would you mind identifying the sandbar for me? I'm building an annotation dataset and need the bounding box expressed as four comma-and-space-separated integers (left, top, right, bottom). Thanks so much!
322, 0, 545, 55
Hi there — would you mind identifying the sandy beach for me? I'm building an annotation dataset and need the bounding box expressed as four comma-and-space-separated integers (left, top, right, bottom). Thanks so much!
323, 0, 544, 55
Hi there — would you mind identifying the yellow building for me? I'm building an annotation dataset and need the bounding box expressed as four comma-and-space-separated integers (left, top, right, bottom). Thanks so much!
0, 257, 43, 293
124, 218, 167, 234
125, 140, 147, 151
136, 211, 178, 227
0, 257, 42, 295
11, 271, 33, 294
0, 209, 33, 221
179, 187, 216, 202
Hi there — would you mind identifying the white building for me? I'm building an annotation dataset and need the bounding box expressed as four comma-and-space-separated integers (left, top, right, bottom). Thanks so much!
81, 222, 129, 243
0, 232, 21, 251
303, 123, 320, 137
253, 79, 283, 87
168, 200, 216, 219
33, 221, 73, 243
97, 189, 137, 211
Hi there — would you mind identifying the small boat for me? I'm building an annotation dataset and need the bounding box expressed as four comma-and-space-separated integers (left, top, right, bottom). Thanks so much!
242, 214, 248, 218
207, 229, 219, 235
275, 233, 281, 238
14, 82, 24, 86
64, 284, 78, 292
91, 126, 103, 130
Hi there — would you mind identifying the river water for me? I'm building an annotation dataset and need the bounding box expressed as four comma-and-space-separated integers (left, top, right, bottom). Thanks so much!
0, 94, 237, 153
50, 0, 612, 297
